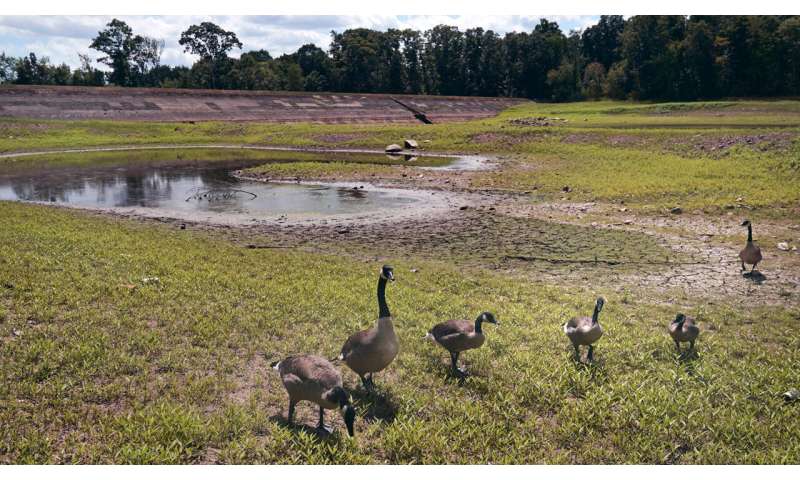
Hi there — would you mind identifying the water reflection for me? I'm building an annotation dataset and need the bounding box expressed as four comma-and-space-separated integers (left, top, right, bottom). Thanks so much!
0, 160, 419, 216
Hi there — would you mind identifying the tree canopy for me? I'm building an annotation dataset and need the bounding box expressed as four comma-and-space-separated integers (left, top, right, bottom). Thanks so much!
3, 16, 800, 101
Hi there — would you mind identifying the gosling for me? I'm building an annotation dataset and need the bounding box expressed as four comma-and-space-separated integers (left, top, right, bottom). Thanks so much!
426, 312, 498, 377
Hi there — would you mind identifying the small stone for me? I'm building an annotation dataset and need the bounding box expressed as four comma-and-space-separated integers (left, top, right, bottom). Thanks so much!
403, 139, 419, 149
777, 242, 790, 251
670, 207, 683, 214
385, 144, 403, 153
562, 185, 571, 193
410, 268, 419, 273
784, 389, 800, 402
459, 206, 468, 210
12, 329, 22, 337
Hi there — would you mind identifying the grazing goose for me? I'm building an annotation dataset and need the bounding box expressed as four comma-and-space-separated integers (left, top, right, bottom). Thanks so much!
337, 265, 399, 390
426, 312, 498, 377
563, 297, 605, 362
668, 313, 699, 353
739, 219, 763, 273
272, 355, 356, 436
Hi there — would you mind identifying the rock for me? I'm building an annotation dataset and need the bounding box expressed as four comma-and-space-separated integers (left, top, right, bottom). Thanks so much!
784, 389, 800, 402
410, 268, 419, 273
670, 207, 683, 214
724, 204, 735, 210
459, 206, 468, 210
562, 185, 571, 193
404, 139, 419, 149
385, 144, 403, 153
777, 242, 790, 251
142, 277, 160, 285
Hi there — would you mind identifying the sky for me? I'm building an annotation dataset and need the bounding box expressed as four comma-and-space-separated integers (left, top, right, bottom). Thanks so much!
0, 15, 600, 69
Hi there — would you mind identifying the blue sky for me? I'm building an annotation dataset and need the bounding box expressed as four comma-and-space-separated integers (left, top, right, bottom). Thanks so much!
0, 15, 599, 69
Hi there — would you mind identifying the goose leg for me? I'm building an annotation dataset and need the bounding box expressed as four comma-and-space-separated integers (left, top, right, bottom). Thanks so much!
367, 373, 375, 389
674, 339, 682, 352
573, 344, 580, 362
450, 351, 465, 377
740, 261, 746, 272
317, 406, 332, 433
587, 345, 594, 362
287, 400, 296, 425
689, 340, 695, 351
359, 374, 372, 391
751, 262, 758, 272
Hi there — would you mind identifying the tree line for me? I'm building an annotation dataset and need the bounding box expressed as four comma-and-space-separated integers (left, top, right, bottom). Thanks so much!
2, 16, 800, 101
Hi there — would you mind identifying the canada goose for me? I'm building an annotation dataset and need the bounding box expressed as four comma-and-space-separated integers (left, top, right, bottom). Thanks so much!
272, 355, 356, 437
739, 220, 763, 273
563, 297, 605, 362
668, 313, 699, 353
426, 312, 498, 377
337, 265, 399, 390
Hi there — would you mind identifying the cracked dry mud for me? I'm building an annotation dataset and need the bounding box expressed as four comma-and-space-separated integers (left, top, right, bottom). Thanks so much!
124, 192, 798, 308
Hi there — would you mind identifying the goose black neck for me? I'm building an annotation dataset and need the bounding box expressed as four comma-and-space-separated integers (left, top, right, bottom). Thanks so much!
377, 276, 390, 318
747, 224, 753, 243
591, 305, 601, 324
474, 317, 483, 334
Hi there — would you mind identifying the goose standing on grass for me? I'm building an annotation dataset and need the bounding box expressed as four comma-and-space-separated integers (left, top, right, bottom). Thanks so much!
668, 313, 700, 353
563, 297, 605, 362
426, 312, 498, 377
739, 219, 763, 273
337, 265, 399, 391
272, 355, 356, 437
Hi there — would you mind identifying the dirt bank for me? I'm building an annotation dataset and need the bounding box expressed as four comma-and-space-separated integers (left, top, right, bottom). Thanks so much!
0, 85, 526, 123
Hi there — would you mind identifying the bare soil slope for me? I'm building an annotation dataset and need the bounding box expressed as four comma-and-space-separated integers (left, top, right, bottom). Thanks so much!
0, 85, 526, 123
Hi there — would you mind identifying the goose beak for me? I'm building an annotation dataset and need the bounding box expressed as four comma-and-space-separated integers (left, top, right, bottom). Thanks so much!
342, 404, 356, 437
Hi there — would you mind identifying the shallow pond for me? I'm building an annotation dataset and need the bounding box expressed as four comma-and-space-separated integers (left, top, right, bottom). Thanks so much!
0, 149, 463, 221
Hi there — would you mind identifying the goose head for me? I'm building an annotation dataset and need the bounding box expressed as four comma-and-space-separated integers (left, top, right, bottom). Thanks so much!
672, 313, 687, 325
740, 219, 751, 228
329, 386, 356, 437
479, 311, 499, 326
595, 297, 605, 313
380, 265, 395, 282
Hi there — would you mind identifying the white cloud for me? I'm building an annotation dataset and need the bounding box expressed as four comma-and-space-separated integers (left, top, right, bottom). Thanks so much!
0, 15, 599, 69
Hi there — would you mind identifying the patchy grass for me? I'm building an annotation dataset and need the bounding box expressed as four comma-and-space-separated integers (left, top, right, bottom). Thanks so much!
1, 202, 799, 464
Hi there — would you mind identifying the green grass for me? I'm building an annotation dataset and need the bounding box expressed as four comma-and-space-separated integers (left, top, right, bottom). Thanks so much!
2, 99, 799, 215
1, 202, 799, 464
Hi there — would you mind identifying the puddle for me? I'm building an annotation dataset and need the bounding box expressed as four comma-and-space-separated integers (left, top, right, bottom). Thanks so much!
0, 151, 463, 224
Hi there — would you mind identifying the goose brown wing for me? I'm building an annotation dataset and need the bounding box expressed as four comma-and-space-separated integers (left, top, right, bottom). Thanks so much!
340, 327, 373, 359
280, 355, 341, 387
431, 320, 473, 341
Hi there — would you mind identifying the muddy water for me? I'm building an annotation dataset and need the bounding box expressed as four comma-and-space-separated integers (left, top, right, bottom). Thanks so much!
0, 157, 441, 218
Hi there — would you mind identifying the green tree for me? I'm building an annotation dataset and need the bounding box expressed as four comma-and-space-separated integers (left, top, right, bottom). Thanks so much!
179, 22, 242, 88
90, 18, 163, 86
581, 15, 625, 69
582, 61, 607, 99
